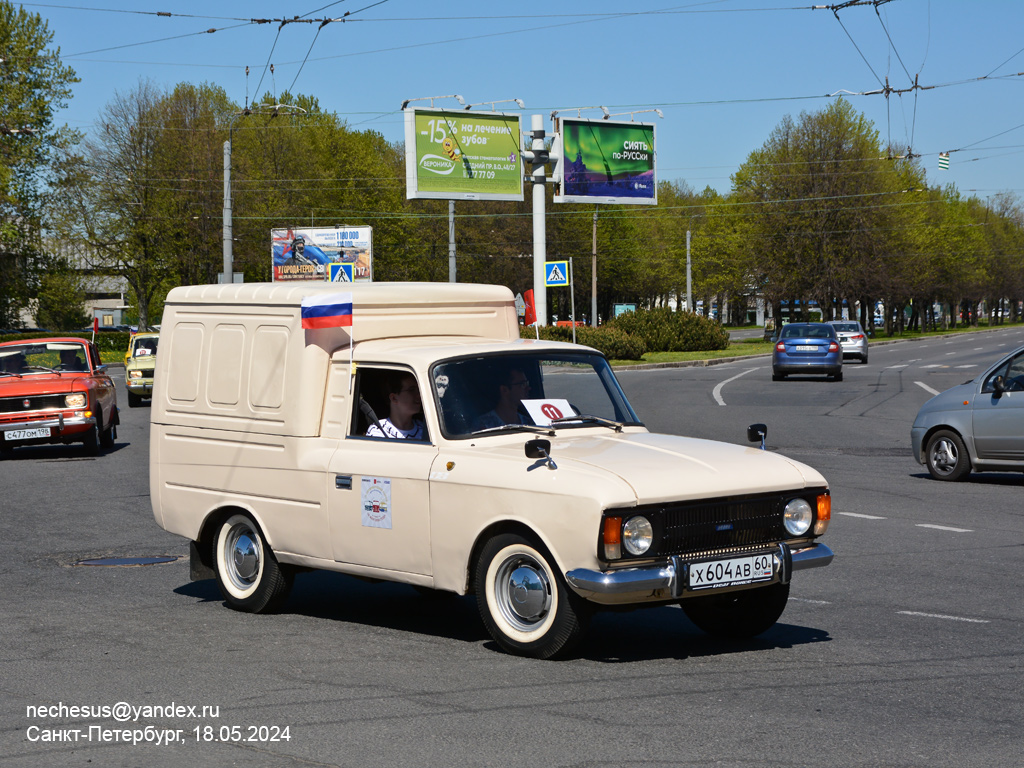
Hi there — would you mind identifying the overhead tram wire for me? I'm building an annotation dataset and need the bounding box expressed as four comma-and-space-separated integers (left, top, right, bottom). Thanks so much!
67, 23, 252, 57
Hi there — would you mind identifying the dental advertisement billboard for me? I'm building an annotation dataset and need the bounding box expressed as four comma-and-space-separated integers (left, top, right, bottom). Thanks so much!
404, 108, 524, 201
554, 118, 657, 205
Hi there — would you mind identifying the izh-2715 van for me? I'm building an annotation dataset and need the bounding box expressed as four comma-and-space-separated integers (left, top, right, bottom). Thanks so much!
150, 282, 832, 658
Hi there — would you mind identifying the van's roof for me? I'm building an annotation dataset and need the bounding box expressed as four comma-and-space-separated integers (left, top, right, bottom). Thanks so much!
163, 281, 520, 344
164, 281, 513, 307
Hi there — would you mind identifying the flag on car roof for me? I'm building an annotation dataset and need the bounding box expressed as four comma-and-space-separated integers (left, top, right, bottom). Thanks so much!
301, 292, 353, 329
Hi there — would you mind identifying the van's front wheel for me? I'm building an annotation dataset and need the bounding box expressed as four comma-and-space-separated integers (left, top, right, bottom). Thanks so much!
475, 534, 589, 659
215, 514, 292, 613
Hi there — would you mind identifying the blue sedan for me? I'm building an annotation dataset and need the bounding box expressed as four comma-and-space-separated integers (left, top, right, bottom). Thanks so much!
772, 323, 843, 382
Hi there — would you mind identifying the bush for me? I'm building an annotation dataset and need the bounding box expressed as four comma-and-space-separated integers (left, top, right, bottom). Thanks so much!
519, 324, 648, 360
607, 308, 730, 352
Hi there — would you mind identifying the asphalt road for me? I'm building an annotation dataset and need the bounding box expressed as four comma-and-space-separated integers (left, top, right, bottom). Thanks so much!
2, 329, 1023, 767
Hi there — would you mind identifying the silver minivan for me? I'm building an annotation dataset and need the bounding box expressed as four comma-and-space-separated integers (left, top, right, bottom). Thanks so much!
911, 344, 1024, 480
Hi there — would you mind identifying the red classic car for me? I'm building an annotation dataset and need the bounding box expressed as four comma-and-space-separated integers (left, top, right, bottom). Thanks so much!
0, 338, 119, 455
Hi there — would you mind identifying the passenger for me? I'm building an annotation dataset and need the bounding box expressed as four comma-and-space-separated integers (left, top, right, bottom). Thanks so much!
365, 372, 427, 440
473, 366, 532, 431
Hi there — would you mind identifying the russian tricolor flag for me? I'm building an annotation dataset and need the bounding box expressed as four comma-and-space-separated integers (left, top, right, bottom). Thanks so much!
301, 292, 353, 329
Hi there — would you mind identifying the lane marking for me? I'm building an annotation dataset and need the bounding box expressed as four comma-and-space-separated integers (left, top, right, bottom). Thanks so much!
713, 367, 760, 406
921, 364, 944, 369
897, 611, 989, 624
791, 598, 832, 605
915, 381, 940, 396
917, 523, 973, 533
839, 512, 887, 520
954, 365, 977, 369
886, 364, 909, 369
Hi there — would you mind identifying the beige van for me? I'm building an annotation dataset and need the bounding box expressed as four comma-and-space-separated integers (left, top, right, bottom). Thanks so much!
151, 282, 833, 659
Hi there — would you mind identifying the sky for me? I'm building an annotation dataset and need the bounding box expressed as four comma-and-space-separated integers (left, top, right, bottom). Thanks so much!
26, 0, 1024, 202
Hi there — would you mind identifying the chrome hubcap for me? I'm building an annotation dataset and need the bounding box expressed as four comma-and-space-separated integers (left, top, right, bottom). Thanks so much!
229, 529, 260, 585
930, 439, 957, 475
508, 565, 547, 621
495, 554, 551, 631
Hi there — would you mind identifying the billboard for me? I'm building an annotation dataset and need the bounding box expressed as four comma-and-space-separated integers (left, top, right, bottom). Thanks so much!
272, 226, 373, 282
554, 118, 657, 205
405, 108, 524, 201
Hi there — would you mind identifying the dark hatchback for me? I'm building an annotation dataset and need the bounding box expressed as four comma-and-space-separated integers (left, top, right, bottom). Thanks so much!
772, 323, 843, 382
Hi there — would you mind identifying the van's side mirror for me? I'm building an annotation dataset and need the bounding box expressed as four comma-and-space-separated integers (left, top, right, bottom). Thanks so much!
747, 423, 767, 450
525, 438, 556, 469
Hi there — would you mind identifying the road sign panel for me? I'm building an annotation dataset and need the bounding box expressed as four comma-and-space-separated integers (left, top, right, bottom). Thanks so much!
545, 261, 569, 287
328, 263, 354, 282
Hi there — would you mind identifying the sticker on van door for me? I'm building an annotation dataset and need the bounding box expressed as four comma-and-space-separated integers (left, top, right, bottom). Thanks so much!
361, 477, 392, 529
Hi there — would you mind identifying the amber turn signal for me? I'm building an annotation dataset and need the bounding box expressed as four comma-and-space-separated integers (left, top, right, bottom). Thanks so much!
815, 494, 831, 535
603, 516, 622, 560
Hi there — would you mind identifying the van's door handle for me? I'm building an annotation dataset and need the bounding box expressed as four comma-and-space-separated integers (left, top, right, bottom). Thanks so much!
335, 475, 352, 490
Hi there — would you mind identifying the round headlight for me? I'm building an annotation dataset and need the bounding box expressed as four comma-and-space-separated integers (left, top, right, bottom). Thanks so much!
784, 498, 814, 536
65, 393, 87, 408
622, 516, 653, 556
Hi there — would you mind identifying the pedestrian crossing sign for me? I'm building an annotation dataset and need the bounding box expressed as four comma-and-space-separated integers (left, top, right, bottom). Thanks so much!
328, 263, 354, 282
545, 261, 569, 287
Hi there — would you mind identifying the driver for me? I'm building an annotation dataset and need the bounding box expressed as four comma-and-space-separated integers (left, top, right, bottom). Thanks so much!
365, 372, 427, 440
58, 348, 87, 371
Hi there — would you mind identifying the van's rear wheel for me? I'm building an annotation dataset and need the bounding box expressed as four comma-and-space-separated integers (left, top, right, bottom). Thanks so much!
215, 513, 292, 613
475, 533, 589, 659
682, 582, 790, 639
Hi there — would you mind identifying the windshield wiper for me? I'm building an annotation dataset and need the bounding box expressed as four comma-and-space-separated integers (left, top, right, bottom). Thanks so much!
0, 371, 22, 378
550, 414, 624, 432
471, 423, 554, 437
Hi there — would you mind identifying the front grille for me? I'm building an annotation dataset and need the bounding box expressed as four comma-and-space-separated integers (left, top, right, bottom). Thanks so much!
613, 489, 825, 560
661, 496, 785, 556
0, 394, 66, 414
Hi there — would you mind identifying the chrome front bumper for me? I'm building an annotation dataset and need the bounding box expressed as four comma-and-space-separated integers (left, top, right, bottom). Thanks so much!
565, 542, 834, 603
0, 414, 96, 435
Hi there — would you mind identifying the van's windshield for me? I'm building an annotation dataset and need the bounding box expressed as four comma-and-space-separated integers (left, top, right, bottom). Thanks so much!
431, 351, 642, 438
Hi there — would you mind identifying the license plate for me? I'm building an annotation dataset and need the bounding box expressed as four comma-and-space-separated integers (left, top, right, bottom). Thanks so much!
4, 427, 51, 442
794, 345, 817, 351
689, 553, 774, 590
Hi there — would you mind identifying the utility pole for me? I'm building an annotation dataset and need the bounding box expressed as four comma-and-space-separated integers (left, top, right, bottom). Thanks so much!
221, 104, 306, 284
449, 200, 456, 282
591, 208, 598, 326
528, 114, 549, 325
686, 229, 692, 313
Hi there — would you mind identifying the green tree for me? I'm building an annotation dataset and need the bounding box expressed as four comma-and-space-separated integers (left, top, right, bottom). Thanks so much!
732, 99, 911, 324
0, 2, 78, 326
34, 255, 88, 329
53, 80, 179, 329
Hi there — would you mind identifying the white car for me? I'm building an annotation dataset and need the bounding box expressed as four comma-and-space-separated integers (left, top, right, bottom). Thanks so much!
827, 320, 869, 364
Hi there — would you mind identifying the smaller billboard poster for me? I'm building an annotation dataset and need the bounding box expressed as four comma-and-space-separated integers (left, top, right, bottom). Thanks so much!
405, 108, 524, 201
554, 118, 657, 205
272, 226, 372, 282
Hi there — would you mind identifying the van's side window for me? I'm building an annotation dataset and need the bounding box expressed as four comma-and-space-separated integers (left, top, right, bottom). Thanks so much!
352, 369, 428, 441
